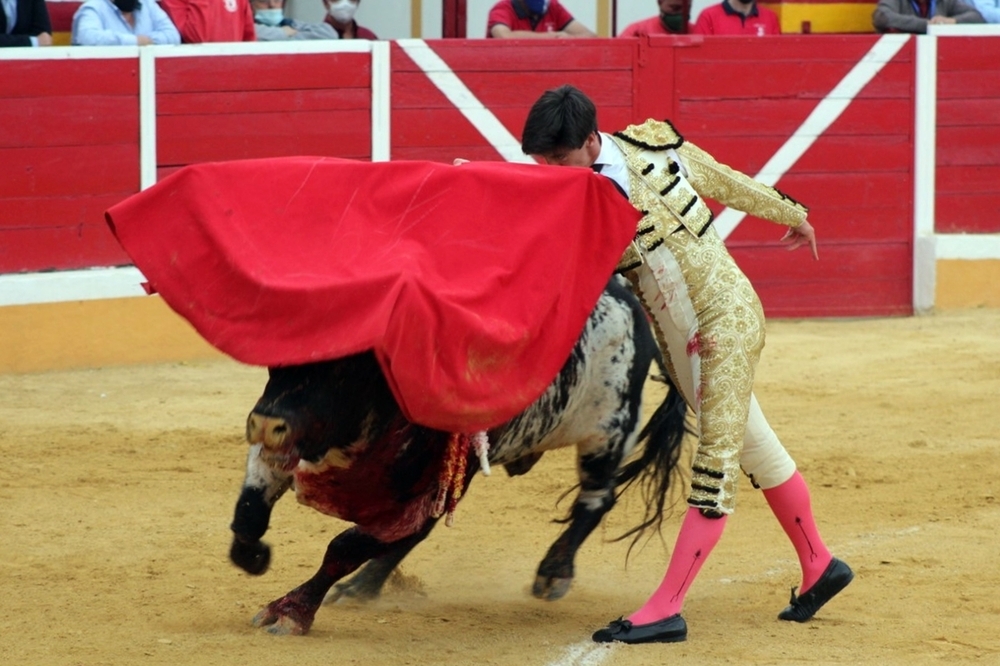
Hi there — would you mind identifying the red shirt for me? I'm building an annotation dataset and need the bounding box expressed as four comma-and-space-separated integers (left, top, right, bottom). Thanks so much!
159, 0, 256, 43
692, 1, 780, 36
323, 18, 378, 39
619, 15, 688, 37
486, 0, 575, 37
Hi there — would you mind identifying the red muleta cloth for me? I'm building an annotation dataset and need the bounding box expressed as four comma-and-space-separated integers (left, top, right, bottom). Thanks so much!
106, 157, 640, 431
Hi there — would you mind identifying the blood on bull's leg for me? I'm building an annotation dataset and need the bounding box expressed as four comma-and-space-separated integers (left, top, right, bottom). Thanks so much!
324, 518, 438, 604
252, 524, 435, 635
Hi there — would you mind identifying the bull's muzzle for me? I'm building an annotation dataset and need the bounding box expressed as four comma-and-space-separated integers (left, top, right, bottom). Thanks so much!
246, 412, 291, 450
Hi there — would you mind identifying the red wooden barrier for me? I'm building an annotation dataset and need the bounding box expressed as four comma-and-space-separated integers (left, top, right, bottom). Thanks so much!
669, 35, 915, 316
935, 36, 1000, 235
2, 36, 994, 318
155, 52, 372, 177
0, 58, 138, 272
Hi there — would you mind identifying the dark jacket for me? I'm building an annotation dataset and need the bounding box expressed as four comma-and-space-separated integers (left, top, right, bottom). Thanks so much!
873, 0, 984, 33
1, 0, 52, 46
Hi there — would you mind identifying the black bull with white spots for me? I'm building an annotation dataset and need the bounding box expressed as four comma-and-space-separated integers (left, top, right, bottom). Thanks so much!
228, 278, 688, 635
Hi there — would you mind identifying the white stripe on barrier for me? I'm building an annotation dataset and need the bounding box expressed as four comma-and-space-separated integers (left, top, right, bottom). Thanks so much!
139, 48, 157, 191
371, 41, 392, 162
0, 267, 147, 307
397, 39, 535, 164
913, 34, 939, 312
714, 34, 911, 240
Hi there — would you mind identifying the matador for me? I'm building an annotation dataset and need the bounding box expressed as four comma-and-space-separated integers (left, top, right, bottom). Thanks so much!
521, 85, 853, 644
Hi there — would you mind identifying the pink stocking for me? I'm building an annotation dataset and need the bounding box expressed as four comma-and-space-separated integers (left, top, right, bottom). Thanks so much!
762, 470, 832, 592
628, 507, 727, 625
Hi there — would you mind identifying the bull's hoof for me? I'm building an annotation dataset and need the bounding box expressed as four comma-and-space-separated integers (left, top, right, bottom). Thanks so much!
252, 603, 312, 635
325, 579, 381, 605
230, 538, 271, 575
532, 575, 572, 601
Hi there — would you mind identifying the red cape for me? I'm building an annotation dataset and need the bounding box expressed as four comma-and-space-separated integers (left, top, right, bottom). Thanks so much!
106, 157, 640, 431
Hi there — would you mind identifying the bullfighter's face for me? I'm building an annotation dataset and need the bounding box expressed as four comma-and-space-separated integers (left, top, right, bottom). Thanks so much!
536, 131, 601, 169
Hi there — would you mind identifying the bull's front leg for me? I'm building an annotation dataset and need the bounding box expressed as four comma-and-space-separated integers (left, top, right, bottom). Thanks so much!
230, 443, 293, 575
252, 527, 399, 635
326, 518, 438, 604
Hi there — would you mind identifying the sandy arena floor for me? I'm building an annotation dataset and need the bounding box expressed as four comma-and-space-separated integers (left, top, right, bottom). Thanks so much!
2, 309, 999, 666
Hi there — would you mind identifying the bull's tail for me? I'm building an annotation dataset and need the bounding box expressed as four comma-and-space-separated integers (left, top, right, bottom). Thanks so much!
612, 360, 691, 554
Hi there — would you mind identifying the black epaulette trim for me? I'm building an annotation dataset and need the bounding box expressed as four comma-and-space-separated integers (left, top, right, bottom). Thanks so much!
692, 465, 725, 479
641, 163, 655, 175
697, 211, 716, 238
691, 483, 721, 495
613, 119, 685, 152
680, 195, 698, 216
646, 238, 663, 253
660, 176, 680, 196
668, 161, 680, 174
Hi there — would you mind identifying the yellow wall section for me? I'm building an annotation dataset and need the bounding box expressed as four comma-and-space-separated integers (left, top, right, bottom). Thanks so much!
763, 3, 878, 33
936, 259, 1000, 310
0, 296, 222, 374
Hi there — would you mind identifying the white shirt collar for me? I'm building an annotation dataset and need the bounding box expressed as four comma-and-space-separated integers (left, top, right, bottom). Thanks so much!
593, 132, 629, 196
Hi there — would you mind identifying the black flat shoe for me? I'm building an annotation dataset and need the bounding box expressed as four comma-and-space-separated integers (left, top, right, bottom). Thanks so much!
778, 557, 854, 622
592, 614, 687, 644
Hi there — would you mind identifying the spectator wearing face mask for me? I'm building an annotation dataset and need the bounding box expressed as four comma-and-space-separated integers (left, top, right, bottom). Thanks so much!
619, 0, 690, 36
159, 0, 255, 42
322, 0, 375, 39
1, 0, 53, 46
252, 0, 335, 40
72, 0, 180, 45
487, 0, 597, 38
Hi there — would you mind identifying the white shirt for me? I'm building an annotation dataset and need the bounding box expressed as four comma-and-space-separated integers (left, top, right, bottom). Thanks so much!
594, 131, 691, 196
593, 132, 630, 195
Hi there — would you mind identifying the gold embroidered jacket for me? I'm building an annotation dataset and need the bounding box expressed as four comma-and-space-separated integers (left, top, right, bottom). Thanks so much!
608, 119, 808, 273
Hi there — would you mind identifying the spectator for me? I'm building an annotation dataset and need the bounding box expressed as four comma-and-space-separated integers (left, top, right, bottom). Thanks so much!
487, 0, 596, 38
1, 0, 52, 46
692, 0, 780, 35
873, 0, 985, 32
619, 0, 690, 37
252, 0, 336, 40
322, 0, 375, 39
159, 0, 255, 42
72, 0, 180, 45
969, 0, 1000, 21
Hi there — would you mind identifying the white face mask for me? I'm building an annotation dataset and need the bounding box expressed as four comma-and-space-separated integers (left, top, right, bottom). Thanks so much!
327, 0, 357, 23
254, 8, 284, 26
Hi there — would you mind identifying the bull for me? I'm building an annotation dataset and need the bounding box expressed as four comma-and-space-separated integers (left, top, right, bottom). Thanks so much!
228, 277, 688, 635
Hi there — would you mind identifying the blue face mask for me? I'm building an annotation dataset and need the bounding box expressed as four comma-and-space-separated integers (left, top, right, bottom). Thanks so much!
525, 0, 549, 14
254, 8, 284, 26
